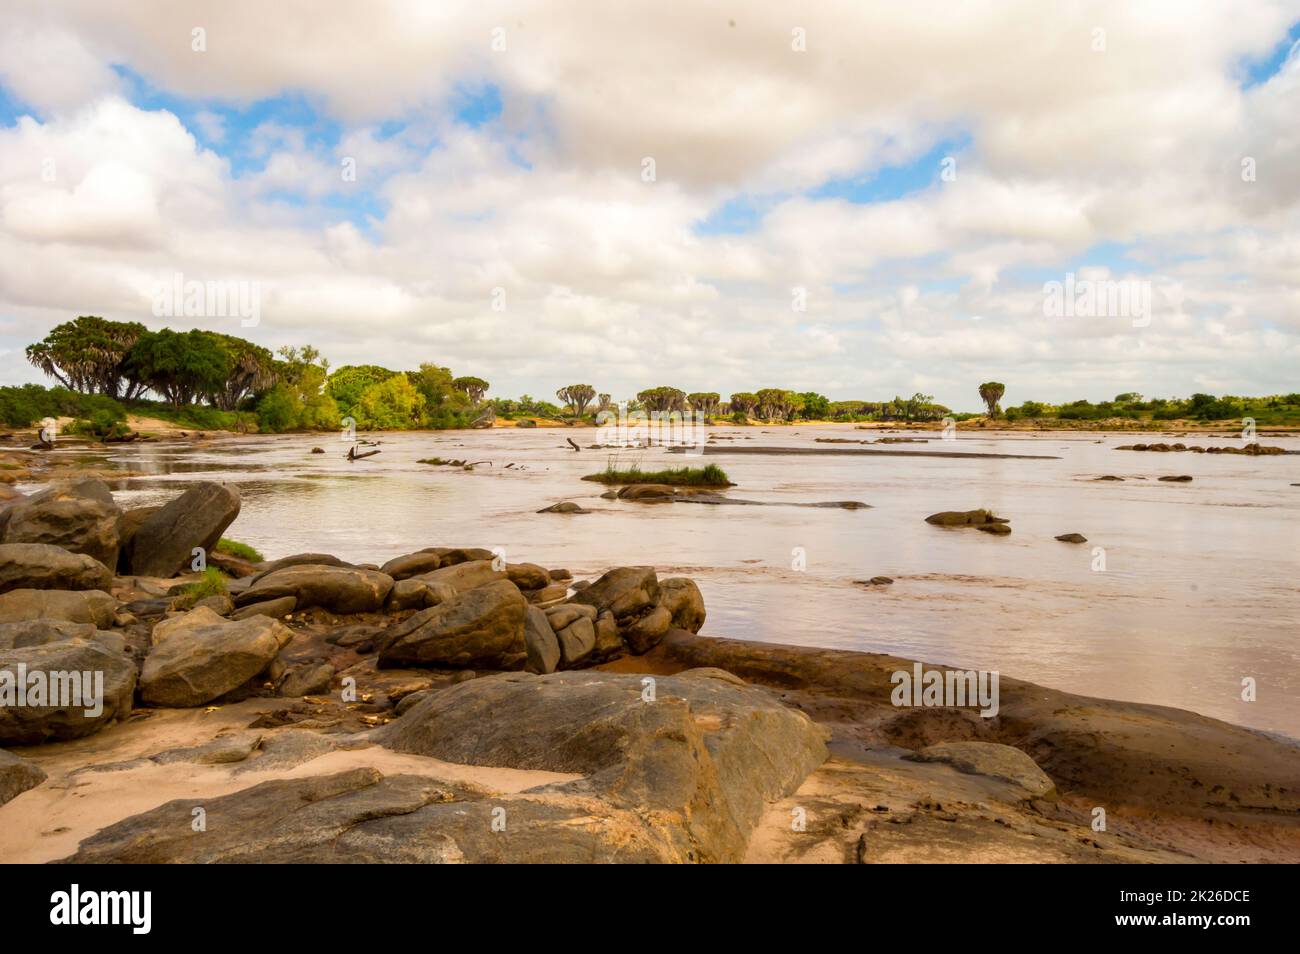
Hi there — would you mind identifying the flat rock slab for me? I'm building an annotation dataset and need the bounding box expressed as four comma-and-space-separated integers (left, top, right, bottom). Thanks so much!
0, 544, 113, 594
373, 668, 830, 861
909, 741, 1057, 799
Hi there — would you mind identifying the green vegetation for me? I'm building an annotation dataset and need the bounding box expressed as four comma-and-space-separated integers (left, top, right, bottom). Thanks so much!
172, 567, 229, 608
582, 463, 732, 487
1003, 392, 1300, 425
216, 538, 264, 562
978, 382, 1006, 418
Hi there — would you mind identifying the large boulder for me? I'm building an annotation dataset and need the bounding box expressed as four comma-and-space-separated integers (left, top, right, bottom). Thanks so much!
0, 619, 124, 655
234, 564, 394, 614
2, 479, 121, 568
621, 604, 672, 654
250, 552, 353, 583
0, 640, 137, 744
374, 669, 830, 862
1, 748, 46, 805
115, 505, 161, 572
378, 579, 527, 670
567, 566, 659, 620
554, 616, 596, 668
379, 551, 443, 580
0, 589, 118, 627
523, 605, 560, 674
0, 543, 113, 593
415, 559, 506, 594
505, 563, 550, 591
659, 578, 706, 633
139, 611, 293, 707
129, 481, 241, 577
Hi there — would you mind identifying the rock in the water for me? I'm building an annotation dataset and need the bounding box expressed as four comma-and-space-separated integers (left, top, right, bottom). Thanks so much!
0, 589, 117, 627
379, 551, 443, 580
2, 479, 121, 568
235, 564, 393, 614
924, 509, 1010, 529
0, 640, 136, 743
378, 579, 527, 670
909, 741, 1057, 799
373, 670, 830, 862
1158, 475, 1193, 482
1, 748, 46, 805
523, 605, 560, 674
129, 481, 242, 578
568, 566, 659, 620
1055, 533, 1088, 543
139, 611, 293, 707
0, 543, 113, 594
658, 578, 705, 632
537, 501, 589, 514
615, 484, 679, 501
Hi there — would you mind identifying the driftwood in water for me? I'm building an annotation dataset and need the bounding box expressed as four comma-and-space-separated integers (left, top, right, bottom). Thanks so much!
347, 446, 381, 461
567, 438, 581, 452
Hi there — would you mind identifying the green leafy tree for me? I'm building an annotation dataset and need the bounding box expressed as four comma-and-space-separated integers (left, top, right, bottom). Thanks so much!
728, 392, 757, 418
796, 391, 830, 419
354, 374, 425, 429
126, 329, 231, 409
452, 376, 490, 402
687, 392, 721, 418
636, 386, 687, 415
978, 381, 1006, 418
207, 333, 276, 410
26, 316, 148, 398
327, 365, 396, 413
557, 384, 597, 416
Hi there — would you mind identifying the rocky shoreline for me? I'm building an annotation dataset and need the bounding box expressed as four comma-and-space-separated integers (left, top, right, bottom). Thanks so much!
2, 477, 1298, 863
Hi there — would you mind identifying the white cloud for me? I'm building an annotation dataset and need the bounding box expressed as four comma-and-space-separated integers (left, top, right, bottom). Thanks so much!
0, 1, 1298, 408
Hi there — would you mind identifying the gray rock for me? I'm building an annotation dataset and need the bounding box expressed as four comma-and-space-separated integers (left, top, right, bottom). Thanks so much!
592, 612, 624, 661
379, 551, 443, 580
277, 661, 334, 697
0, 619, 124, 654
0, 589, 117, 627
0, 640, 136, 744
415, 559, 506, 594
234, 564, 394, 614
1, 748, 46, 805
2, 479, 121, 568
506, 562, 550, 591
658, 577, 706, 633
374, 670, 830, 862
523, 605, 560, 674
1055, 533, 1088, 544
140, 611, 293, 707
250, 552, 353, 583
0, 543, 113, 594
910, 741, 1057, 799
620, 603, 672, 654
567, 566, 659, 620
378, 579, 527, 670
130, 481, 242, 577
537, 501, 589, 514
385, 578, 453, 612
229, 595, 297, 621
554, 617, 596, 668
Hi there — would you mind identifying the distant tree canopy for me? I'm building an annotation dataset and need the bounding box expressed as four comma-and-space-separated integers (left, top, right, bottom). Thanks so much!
687, 392, 721, 416
26, 316, 148, 399
557, 384, 597, 416
978, 381, 1006, 417
452, 376, 489, 402
636, 386, 687, 414
326, 365, 396, 412
125, 329, 231, 409
728, 392, 758, 417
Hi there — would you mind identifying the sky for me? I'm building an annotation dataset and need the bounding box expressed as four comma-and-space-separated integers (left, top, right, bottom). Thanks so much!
0, 1, 1298, 412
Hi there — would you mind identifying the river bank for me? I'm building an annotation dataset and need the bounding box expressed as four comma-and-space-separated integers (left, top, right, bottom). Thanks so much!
2, 486, 1296, 862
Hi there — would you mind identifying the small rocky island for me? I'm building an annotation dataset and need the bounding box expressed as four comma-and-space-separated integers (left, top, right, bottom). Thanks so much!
2, 478, 1298, 863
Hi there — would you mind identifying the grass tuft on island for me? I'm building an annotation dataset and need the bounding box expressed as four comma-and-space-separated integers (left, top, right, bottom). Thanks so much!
215, 538, 264, 562
582, 463, 733, 487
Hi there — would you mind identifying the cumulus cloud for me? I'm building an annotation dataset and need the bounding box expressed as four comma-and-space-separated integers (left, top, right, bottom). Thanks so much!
0, 0, 1298, 408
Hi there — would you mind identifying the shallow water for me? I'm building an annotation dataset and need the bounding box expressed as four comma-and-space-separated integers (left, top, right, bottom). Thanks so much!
34, 425, 1300, 736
